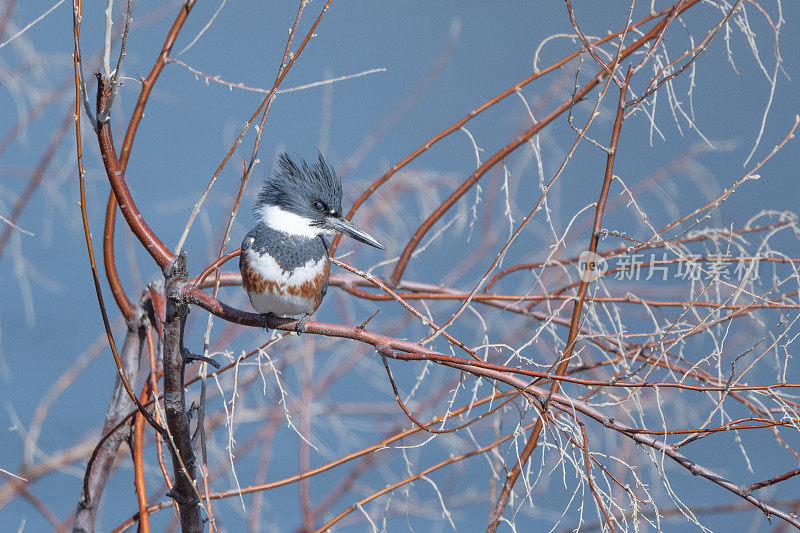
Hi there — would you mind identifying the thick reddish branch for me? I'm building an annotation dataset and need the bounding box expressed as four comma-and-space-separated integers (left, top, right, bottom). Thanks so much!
185, 285, 443, 357
102, 194, 135, 319
95, 76, 174, 269
103, 0, 197, 320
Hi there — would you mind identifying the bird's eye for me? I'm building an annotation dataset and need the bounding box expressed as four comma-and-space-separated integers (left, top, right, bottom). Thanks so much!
313, 201, 325, 211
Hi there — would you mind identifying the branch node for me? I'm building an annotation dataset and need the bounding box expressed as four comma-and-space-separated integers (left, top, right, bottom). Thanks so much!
166, 488, 200, 507
164, 250, 188, 280
181, 347, 220, 368
356, 307, 381, 330
375, 344, 393, 357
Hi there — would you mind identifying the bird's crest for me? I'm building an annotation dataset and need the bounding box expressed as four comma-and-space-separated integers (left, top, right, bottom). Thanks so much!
256, 152, 342, 216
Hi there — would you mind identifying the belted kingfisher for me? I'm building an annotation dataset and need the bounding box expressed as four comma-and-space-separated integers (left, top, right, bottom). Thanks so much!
240, 153, 384, 330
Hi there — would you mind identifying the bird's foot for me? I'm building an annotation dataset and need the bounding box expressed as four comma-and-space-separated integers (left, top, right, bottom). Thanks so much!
260, 313, 309, 334
181, 347, 221, 369
295, 314, 310, 334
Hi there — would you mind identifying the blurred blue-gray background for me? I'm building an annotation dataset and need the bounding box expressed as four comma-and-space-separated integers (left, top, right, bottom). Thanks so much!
1, 1, 799, 531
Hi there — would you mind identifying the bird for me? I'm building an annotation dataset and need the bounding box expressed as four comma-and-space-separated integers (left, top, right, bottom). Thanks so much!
240, 153, 384, 331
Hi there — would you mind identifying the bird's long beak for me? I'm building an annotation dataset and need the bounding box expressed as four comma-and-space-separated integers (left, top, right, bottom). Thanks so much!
325, 217, 385, 249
